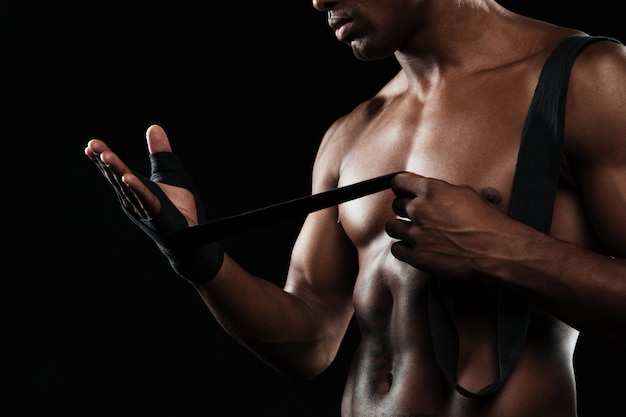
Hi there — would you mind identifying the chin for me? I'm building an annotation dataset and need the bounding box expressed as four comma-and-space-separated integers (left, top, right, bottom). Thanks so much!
352, 49, 393, 62
351, 40, 395, 62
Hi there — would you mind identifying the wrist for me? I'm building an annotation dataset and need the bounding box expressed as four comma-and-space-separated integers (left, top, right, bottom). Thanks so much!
162, 242, 225, 284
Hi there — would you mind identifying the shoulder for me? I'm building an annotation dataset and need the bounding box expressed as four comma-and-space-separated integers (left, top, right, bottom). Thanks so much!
569, 37, 626, 96
311, 71, 405, 193
564, 37, 626, 163
567, 36, 626, 115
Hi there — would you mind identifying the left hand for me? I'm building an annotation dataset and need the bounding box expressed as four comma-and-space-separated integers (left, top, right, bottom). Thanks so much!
385, 171, 516, 279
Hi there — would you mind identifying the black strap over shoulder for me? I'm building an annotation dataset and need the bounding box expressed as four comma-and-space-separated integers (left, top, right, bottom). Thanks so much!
428, 34, 622, 398
510, 35, 620, 231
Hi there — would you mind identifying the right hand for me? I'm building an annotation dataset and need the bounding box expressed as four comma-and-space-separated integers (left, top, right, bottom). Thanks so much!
84, 124, 198, 225
84, 124, 224, 284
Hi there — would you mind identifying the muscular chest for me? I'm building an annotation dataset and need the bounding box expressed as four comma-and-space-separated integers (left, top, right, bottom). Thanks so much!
337, 94, 529, 249
335, 81, 598, 292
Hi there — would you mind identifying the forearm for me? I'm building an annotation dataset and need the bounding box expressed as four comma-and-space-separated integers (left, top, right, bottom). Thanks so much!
193, 254, 348, 380
489, 228, 626, 344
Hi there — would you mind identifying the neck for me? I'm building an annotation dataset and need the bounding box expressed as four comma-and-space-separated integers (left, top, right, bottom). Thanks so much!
394, 1, 528, 78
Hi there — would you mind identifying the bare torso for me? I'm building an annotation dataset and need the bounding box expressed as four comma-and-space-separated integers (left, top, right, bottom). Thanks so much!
330, 32, 594, 417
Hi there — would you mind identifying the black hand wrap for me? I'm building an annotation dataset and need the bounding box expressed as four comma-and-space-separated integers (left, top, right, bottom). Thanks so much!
123, 152, 224, 284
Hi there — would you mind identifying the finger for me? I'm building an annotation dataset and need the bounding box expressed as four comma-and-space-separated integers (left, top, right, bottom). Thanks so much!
146, 124, 173, 154
84, 138, 114, 163
385, 217, 412, 241
85, 139, 130, 175
85, 139, 159, 219
389, 240, 413, 263
120, 172, 161, 219
85, 140, 132, 205
390, 171, 423, 198
391, 196, 413, 219
92, 151, 151, 219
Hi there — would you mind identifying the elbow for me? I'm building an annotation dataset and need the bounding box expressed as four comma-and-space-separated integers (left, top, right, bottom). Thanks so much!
262, 341, 339, 382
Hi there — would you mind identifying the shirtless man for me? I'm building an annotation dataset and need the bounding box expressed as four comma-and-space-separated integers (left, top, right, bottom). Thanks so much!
84, 0, 626, 415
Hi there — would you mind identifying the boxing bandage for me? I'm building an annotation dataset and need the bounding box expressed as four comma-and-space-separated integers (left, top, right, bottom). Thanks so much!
123, 152, 224, 284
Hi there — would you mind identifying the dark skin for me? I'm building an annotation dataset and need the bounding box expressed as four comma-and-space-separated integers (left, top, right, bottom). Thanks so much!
85, 0, 626, 415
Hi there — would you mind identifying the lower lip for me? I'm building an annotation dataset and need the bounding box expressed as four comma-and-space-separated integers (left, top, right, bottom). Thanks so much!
334, 22, 353, 42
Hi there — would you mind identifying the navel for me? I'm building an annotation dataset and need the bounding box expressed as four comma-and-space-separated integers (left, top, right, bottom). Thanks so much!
480, 187, 502, 205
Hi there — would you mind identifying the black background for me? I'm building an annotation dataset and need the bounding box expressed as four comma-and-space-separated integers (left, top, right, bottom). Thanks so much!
1, 1, 624, 416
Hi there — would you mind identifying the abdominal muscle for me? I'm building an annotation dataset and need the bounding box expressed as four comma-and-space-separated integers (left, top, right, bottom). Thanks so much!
339, 242, 579, 417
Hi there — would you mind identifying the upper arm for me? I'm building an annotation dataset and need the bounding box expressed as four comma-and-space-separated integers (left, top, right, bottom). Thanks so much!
566, 40, 626, 256
283, 116, 360, 345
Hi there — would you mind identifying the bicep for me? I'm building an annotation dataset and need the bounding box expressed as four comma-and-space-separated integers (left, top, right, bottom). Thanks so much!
566, 41, 626, 256
570, 107, 626, 257
284, 121, 359, 327
285, 201, 359, 323
578, 160, 626, 257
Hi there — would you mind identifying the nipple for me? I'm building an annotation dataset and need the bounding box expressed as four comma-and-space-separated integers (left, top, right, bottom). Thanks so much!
480, 187, 502, 205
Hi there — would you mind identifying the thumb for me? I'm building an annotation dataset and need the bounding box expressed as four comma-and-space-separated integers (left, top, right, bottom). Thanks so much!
146, 124, 173, 154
